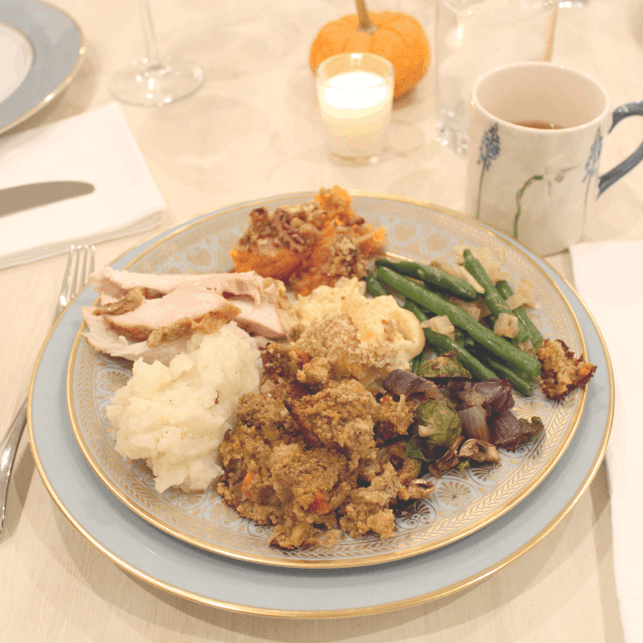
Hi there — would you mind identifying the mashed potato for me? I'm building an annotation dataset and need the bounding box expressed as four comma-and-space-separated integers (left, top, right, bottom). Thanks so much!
106, 323, 262, 493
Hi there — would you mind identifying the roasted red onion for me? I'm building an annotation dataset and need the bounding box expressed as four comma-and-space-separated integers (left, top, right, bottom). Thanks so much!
493, 410, 545, 450
383, 369, 443, 400
457, 379, 514, 415
457, 405, 491, 442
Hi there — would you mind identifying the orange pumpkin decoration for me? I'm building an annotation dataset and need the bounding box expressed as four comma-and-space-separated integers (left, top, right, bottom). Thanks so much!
309, 10, 430, 99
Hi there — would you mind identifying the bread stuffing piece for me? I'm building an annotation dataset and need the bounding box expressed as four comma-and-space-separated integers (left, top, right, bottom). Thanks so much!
217, 326, 433, 550
536, 338, 597, 400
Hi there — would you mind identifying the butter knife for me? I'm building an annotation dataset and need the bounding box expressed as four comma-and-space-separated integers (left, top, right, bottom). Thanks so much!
0, 181, 95, 217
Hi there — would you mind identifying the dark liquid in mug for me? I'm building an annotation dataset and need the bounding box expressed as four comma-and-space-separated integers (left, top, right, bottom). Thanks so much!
514, 120, 564, 129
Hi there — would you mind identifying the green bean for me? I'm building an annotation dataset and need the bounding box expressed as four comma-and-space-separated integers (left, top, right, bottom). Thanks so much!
403, 298, 429, 322
406, 297, 530, 390
422, 328, 498, 382
376, 267, 542, 378
454, 328, 476, 350
376, 258, 479, 301
472, 348, 535, 396
495, 280, 543, 349
462, 249, 530, 343
365, 273, 388, 298
410, 354, 423, 373
376, 259, 421, 275
402, 299, 496, 381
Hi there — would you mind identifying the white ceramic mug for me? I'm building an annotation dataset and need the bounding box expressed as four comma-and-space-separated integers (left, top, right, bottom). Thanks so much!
465, 61, 643, 255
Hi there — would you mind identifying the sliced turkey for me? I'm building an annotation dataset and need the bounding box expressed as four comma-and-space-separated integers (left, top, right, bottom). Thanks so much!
230, 299, 288, 339
101, 288, 241, 343
82, 268, 290, 364
82, 309, 257, 364
82, 311, 192, 364
91, 267, 271, 304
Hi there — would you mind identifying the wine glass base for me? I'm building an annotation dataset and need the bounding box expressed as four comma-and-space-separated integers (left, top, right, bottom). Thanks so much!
328, 150, 383, 166
109, 56, 204, 107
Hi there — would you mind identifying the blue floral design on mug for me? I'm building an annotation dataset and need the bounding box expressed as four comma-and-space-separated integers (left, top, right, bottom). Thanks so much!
583, 127, 603, 217
513, 165, 576, 240
476, 123, 501, 218
584, 127, 603, 182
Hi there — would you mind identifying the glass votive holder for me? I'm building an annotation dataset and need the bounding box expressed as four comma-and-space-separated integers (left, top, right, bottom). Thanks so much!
315, 52, 395, 166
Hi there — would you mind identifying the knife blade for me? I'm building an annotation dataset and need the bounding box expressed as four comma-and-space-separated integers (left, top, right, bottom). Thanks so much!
0, 181, 95, 217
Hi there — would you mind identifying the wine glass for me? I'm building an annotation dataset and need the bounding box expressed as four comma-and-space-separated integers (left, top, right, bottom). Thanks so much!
109, 0, 204, 107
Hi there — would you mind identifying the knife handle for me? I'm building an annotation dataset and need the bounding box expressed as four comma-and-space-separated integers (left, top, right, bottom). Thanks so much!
0, 398, 28, 538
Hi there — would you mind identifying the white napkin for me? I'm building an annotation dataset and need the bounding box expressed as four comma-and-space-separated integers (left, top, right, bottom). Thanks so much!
0, 102, 165, 269
570, 241, 643, 643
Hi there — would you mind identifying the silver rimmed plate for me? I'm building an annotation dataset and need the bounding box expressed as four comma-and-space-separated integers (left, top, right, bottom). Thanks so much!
67, 193, 589, 568
0, 0, 84, 135
29, 193, 613, 616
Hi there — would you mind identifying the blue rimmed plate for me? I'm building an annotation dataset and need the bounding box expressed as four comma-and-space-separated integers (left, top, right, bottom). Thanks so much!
0, 0, 84, 135
29, 194, 613, 615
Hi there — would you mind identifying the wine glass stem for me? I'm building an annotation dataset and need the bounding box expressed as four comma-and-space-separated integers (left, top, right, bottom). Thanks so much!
140, 0, 162, 67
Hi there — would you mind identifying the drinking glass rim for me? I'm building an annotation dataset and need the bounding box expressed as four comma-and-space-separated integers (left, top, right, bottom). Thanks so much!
315, 52, 395, 85
471, 61, 610, 132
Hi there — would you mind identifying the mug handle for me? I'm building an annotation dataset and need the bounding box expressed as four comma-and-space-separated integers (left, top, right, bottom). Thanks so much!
598, 101, 643, 196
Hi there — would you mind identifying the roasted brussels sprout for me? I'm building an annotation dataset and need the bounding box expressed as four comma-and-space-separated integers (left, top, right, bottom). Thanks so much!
406, 399, 462, 461
417, 355, 472, 380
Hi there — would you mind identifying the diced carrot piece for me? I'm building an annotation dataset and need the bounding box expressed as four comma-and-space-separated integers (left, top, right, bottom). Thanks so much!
242, 471, 256, 500
293, 349, 311, 364
309, 490, 330, 514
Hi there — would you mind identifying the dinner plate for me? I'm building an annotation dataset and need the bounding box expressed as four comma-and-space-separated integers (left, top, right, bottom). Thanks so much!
29, 194, 613, 616
0, 20, 32, 102
0, 0, 84, 135
67, 192, 588, 568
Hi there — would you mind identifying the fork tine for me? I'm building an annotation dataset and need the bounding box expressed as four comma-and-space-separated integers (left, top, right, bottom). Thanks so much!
71, 244, 95, 296
58, 245, 76, 312
79, 246, 96, 295
57, 245, 96, 316
87, 245, 95, 279
77, 246, 87, 295
70, 245, 89, 300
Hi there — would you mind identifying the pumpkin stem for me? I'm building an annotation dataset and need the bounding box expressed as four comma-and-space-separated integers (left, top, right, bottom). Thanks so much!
355, 0, 378, 35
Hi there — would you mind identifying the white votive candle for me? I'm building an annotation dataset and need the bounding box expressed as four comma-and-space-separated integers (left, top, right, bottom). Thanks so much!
316, 53, 395, 164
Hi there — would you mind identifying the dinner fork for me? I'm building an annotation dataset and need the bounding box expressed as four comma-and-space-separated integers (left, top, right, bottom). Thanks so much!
0, 244, 95, 539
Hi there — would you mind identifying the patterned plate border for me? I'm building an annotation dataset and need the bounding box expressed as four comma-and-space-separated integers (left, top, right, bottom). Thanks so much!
66, 192, 588, 568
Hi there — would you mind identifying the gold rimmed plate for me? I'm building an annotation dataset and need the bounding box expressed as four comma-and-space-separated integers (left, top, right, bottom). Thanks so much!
0, 0, 85, 135
67, 192, 589, 569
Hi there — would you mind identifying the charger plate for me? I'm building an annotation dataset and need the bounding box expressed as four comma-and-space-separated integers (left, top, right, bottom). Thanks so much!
66, 192, 590, 568
0, 0, 84, 135
30, 193, 613, 615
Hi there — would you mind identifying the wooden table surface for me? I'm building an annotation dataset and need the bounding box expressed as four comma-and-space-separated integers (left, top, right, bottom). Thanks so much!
2, 0, 640, 640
